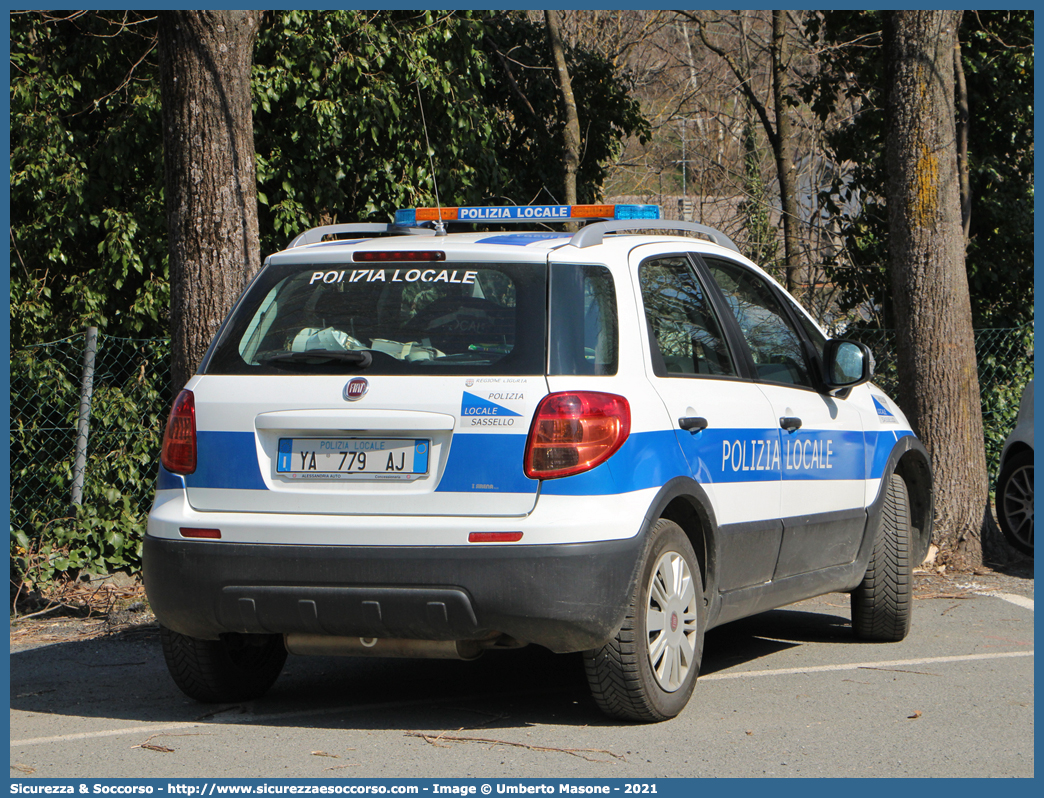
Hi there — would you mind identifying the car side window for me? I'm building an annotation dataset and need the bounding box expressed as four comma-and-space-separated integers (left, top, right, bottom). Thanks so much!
638, 256, 737, 377
702, 256, 814, 388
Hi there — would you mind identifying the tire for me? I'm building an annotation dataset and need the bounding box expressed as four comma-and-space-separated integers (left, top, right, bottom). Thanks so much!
997, 450, 1034, 556
851, 472, 913, 642
583, 519, 705, 722
160, 625, 287, 703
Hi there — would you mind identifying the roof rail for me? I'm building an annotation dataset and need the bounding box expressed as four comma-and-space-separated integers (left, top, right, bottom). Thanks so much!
568, 219, 740, 253
288, 223, 435, 248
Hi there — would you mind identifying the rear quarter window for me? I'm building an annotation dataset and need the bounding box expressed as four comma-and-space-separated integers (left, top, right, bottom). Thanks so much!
548, 263, 618, 376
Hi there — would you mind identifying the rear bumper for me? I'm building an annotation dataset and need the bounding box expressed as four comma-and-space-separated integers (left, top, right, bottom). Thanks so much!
142, 533, 644, 653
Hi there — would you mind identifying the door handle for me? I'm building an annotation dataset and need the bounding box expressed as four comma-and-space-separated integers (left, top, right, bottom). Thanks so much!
780, 416, 802, 433
679, 416, 708, 432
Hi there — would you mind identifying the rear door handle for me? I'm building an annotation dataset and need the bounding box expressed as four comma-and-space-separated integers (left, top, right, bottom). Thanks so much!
679, 416, 708, 432
780, 416, 802, 433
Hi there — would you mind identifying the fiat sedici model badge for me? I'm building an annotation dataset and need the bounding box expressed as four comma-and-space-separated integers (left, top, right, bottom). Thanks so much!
343, 377, 368, 401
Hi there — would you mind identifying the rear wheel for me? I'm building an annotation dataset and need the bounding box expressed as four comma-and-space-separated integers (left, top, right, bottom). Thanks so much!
997, 450, 1033, 556
583, 519, 704, 722
160, 626, 287, 703
851, 473, 913, 641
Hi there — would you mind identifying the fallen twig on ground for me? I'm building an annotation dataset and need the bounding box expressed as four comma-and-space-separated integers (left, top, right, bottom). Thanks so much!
406, 731, 625, 763
10, 602, 67, 622
132, 732, 209, 753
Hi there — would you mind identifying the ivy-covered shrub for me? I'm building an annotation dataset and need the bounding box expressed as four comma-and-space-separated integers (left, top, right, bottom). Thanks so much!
10, 335, 170, 589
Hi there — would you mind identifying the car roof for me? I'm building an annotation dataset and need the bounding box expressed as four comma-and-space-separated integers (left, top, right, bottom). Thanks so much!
268, 229, 750, 268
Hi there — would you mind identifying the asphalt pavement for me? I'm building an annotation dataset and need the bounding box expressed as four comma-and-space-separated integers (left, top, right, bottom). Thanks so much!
9, 570, 1034, 779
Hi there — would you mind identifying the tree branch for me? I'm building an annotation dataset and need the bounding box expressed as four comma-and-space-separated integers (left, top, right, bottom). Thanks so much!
484, 37, 540, 121
676, 10, 779, 151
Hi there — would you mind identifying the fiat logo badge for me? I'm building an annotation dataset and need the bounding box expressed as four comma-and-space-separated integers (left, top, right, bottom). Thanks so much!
343, 378, 368, 401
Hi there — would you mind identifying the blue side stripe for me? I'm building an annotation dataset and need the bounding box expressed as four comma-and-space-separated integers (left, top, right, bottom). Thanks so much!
678, 428, 868, 483
675, 428, 783, 485
179, 427, 915, 494
546, 428, 910, 496
185, 431, 268, 491
541, 430, 689, 496
867, 428, 913, 480
157, 465, 186, 490
780, 429, 865, 481
435, 433, 535, 494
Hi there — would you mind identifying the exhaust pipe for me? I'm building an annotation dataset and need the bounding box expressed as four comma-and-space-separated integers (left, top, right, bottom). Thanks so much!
284, 634, 483, 660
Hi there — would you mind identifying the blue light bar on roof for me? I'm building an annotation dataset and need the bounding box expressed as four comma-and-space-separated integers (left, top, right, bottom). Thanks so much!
612, 204, 661, 220
395, 204, 661, 227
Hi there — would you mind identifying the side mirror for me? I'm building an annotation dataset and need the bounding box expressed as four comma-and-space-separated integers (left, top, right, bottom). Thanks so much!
824, 339, 874, 390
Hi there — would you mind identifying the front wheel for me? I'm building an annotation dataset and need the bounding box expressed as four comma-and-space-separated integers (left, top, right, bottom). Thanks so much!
997, 450, 1033, 556
583, 519, 704, 722
851, 472, 913, 642
160, 626, 287, 703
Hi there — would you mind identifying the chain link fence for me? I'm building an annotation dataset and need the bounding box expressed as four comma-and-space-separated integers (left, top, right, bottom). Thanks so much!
10, 333, 171, 580
848, 327, 1034, 481
8, 327, 1033, 578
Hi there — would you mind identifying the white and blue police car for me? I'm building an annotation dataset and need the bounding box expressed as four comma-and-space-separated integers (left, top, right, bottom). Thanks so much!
144, 204, 933, 722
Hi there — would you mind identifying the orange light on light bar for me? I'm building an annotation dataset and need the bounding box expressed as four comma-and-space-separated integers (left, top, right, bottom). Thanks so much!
568, 205, 616, 218
414, 207, 461, 222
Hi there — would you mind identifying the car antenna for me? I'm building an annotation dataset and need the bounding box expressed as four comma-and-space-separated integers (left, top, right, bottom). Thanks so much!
415, 82, 447, 236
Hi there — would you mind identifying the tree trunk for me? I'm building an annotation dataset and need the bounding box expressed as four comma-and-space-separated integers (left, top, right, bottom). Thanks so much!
884, 10, 987, 570
770, 11, 801, 294
158, 10, 262, 394
545, 9, 581, 215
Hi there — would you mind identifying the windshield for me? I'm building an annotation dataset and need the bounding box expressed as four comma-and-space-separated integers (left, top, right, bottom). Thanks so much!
204, 261, 547, 376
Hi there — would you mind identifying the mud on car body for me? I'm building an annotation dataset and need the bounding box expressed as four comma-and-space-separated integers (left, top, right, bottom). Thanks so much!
144, 204, 933, 722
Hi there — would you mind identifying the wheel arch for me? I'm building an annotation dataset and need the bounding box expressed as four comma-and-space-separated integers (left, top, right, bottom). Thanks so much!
883, 437, 934, 566
1000, 441, 1033, 471
639, 476, 720, 608
996, 446, 1034, 556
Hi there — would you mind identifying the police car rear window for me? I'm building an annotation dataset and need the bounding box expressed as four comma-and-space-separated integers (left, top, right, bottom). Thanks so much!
204, 262, 546, 376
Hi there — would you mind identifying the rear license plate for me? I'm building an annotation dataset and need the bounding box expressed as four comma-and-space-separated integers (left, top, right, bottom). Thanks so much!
276, 438, 430, 481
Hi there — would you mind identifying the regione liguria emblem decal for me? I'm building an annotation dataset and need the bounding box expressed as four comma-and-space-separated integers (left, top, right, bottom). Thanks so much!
343, 378, 368, 401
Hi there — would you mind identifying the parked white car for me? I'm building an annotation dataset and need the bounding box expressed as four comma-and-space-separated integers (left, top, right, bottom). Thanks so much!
144, 204, 934, 721
996, 379, 1033, 556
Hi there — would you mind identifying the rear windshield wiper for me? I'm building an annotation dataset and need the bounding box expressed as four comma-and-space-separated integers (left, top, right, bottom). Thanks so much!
259, 349, 373, 369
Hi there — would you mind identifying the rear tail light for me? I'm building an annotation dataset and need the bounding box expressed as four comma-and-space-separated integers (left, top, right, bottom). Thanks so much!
161, 390, 197, 474
524, 392, 630, 479
353, 250, 445, 262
